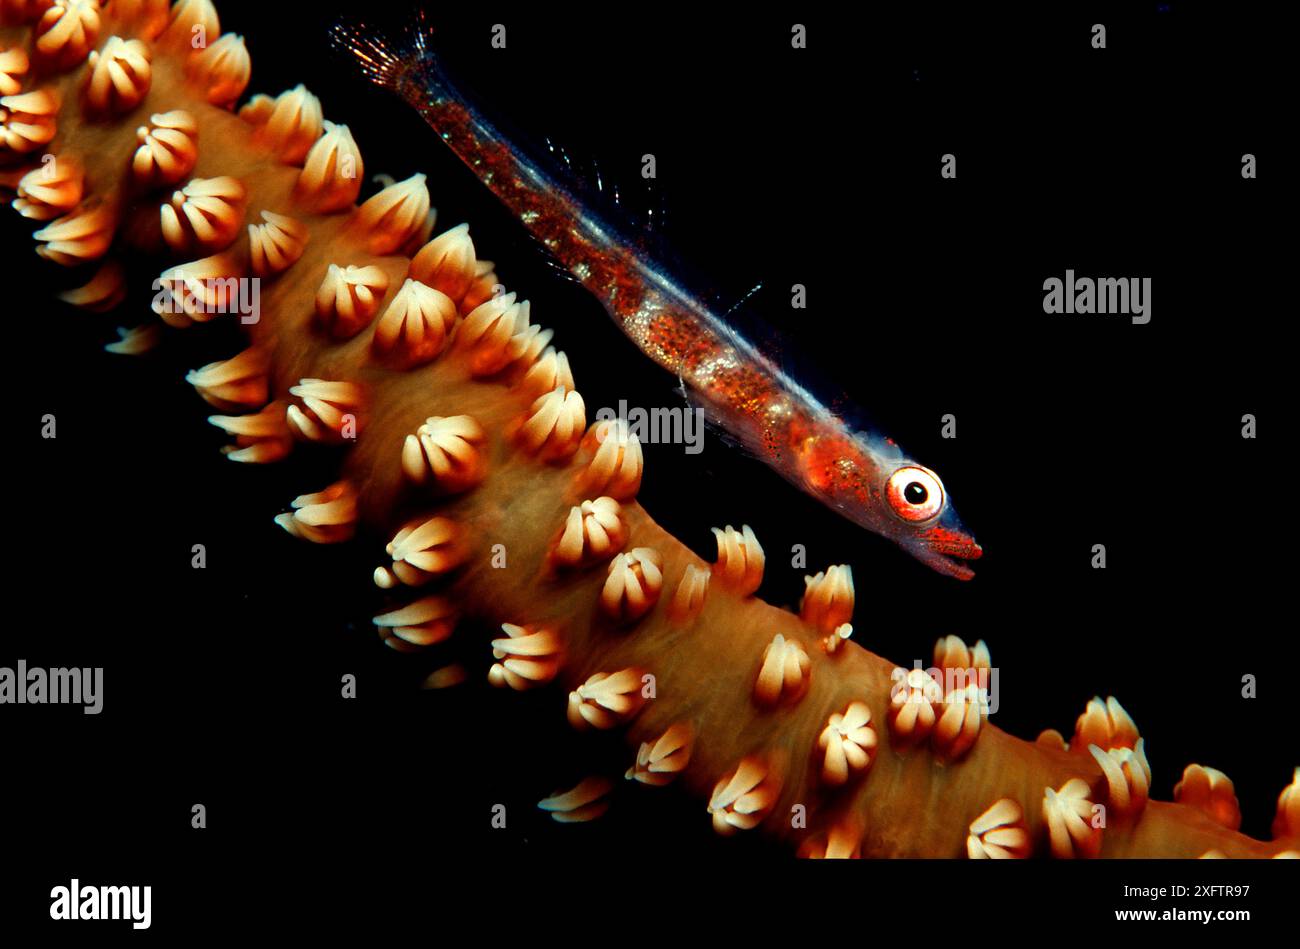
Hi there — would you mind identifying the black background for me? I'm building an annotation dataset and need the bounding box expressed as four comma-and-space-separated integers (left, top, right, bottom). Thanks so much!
2, 0, 1292, 935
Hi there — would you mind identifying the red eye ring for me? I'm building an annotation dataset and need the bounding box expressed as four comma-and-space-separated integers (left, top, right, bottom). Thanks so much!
885, 466, 944, 523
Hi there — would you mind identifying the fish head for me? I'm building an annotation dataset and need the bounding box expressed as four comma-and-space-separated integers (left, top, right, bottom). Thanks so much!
879, 462, 983, 580
797, 430, 982, 580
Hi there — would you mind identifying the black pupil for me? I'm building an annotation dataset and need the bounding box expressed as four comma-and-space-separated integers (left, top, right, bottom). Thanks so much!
904, 482, 928, 505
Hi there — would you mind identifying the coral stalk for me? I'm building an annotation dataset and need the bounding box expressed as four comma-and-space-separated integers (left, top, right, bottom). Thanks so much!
2, 1, 1294, 860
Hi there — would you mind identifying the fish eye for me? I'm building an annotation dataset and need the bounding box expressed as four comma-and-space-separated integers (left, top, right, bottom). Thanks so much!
885, 466, 944, 523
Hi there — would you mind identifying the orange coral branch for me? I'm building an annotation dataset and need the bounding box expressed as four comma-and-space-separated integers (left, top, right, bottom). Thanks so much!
2, 0, 1295, 861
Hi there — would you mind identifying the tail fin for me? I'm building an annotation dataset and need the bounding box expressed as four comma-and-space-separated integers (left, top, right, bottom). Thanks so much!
328, 9, 438, 92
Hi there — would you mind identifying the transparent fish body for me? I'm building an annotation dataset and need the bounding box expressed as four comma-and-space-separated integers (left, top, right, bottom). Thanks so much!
331, 15, 982, 578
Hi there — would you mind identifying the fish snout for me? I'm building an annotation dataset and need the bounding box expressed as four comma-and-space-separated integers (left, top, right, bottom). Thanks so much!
913, 525, 983, 580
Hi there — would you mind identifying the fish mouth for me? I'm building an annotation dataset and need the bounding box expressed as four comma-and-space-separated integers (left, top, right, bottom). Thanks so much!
911, 528, 984, 581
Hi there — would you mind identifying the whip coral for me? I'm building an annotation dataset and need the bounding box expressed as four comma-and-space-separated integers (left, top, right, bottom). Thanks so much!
1, 1, 1294, 863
